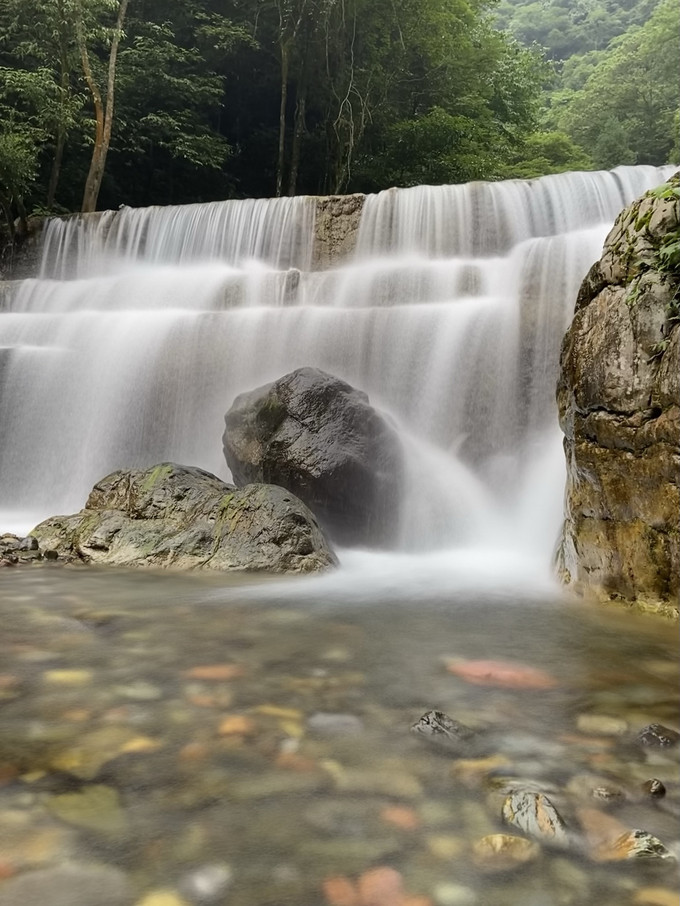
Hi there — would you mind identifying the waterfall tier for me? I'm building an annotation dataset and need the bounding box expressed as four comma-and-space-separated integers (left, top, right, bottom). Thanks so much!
0, 165, 673, 562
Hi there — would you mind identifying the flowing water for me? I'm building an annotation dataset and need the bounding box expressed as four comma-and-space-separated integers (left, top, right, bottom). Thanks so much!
0, 167, 678, 905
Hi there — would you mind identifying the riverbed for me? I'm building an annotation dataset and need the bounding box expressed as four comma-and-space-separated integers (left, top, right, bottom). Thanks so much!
0, 561, 678, 906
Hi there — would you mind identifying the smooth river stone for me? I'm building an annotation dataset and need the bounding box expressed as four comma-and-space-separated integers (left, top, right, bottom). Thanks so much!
501, 791, 570, 847
0, 863, 133, 906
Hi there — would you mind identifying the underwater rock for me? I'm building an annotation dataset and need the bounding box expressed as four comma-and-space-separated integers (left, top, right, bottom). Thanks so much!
410, 710, 478, 754
636, 724, 680, 748
223, 367, 405, 547
30, 463, 336, 574
471, 833, 541, 873
641, 779, 666, 798
592, 829, 676, 862
0, 863, 134, 906
501, 790, 570, 848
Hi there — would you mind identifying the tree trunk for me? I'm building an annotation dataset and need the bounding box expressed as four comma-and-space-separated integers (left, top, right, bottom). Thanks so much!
78, 0, 129, 213
288, 62, 307, 196
47, 0, 70, 208
276, 41, 290, 198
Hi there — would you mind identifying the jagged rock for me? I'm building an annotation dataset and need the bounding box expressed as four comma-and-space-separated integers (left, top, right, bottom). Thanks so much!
636, 724, 680, 748
501, 790, 571, 848
411, 710, 478, 754
30, 463, 336, 573
557, 174, 680, 613
593, 829, 676, 862
223, 367, 405, 547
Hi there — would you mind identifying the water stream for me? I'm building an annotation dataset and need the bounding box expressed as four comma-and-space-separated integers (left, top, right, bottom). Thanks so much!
0, 164, 673, 565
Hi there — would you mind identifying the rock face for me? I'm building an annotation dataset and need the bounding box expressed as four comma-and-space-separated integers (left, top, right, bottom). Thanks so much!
30, 463, 337, 573
557, 175, 680, 613
223, 368, 405, 547
312, 194, 365, 268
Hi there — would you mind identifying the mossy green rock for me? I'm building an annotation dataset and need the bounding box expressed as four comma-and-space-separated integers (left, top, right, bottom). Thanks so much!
557, 174, 680, 614
31, 463, 337, 573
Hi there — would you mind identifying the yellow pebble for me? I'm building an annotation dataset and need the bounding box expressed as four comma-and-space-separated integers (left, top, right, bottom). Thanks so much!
427, 834, 466, 860
633, 888, 680, 906
43, 669, 93, 686
253, 704, 303, 720
119, 736, 163, 754
279, 719, 304, 738
135, 891, 190, 906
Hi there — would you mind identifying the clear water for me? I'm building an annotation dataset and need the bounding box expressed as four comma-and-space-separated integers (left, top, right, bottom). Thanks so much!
0, 566, 677, 906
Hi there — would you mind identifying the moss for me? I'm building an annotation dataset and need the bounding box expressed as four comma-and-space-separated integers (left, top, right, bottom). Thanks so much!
140, 463, 173, 492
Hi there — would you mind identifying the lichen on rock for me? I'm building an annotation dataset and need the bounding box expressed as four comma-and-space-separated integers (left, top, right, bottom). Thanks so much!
557, 174, 680, 616
30, 462, 337, 573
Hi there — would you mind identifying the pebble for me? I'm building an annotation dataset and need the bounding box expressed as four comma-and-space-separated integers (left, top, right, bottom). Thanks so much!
46, 785, 127, 835
576, 714, 628, 736
444, 657, 558, 689
113, 680, 163, 701
0, 863, 133, 906
566, 773, 626, 804
593, 829, 676, 862
472, 834, 541, 872
633, 887, 680, 906
641, 778, 666, 797
307, 713, 364, 736
379, 805, 421, 830
636, 724, 680, 748
135, 892, 190, 906
323, 875, 359, 906
217, 714, 257, 736
183, 664, 245, 681
357, 866, 405, 906
433, 883, 477, 906
501, 791, 570, 847
43, 669, 93, 686
176, 865, 233, 904
426, 834, 466, 860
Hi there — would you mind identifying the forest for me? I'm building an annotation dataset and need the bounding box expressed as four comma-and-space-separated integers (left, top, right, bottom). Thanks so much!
0, 0, 678, 229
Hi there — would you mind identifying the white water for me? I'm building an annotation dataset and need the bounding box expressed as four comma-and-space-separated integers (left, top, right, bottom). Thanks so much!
0, 166, 673, 584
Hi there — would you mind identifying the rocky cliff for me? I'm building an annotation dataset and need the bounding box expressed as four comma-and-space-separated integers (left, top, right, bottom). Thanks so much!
557, 174, 680, 615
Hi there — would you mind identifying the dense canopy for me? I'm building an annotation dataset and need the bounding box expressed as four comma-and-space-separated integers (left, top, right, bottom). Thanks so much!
0, 0, 677, 228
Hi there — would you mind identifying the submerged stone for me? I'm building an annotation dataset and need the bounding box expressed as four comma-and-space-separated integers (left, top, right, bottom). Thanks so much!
410, 710, 477, 754
501, 791, 570, 847
472, 833, 541, 873
636, 724, 680, 748
0, 863, 133, 906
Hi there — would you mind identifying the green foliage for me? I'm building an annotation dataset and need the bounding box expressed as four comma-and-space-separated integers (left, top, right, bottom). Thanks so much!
498, 130, 593, 178
553, 0, 679, 168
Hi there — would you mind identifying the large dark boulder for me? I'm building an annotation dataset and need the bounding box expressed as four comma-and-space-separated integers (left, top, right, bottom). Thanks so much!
30, 463, 337, 573
223, 368, 405, 547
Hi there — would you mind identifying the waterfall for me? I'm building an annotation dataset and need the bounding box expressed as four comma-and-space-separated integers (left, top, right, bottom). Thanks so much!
0, 166, 673, 568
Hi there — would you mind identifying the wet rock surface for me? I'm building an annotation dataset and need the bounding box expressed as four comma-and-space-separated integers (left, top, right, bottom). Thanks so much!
29, 462, 337, 573
0, 569, 678, 906
223, 368, 405, 547
557, 174, 680, 614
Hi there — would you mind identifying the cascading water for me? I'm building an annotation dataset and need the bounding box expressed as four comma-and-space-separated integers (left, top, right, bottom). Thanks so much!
0, 165, 673, 584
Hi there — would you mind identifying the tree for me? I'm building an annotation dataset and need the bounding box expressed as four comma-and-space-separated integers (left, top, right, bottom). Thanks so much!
555, 0, 679, 167
76, 0, 130, 212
